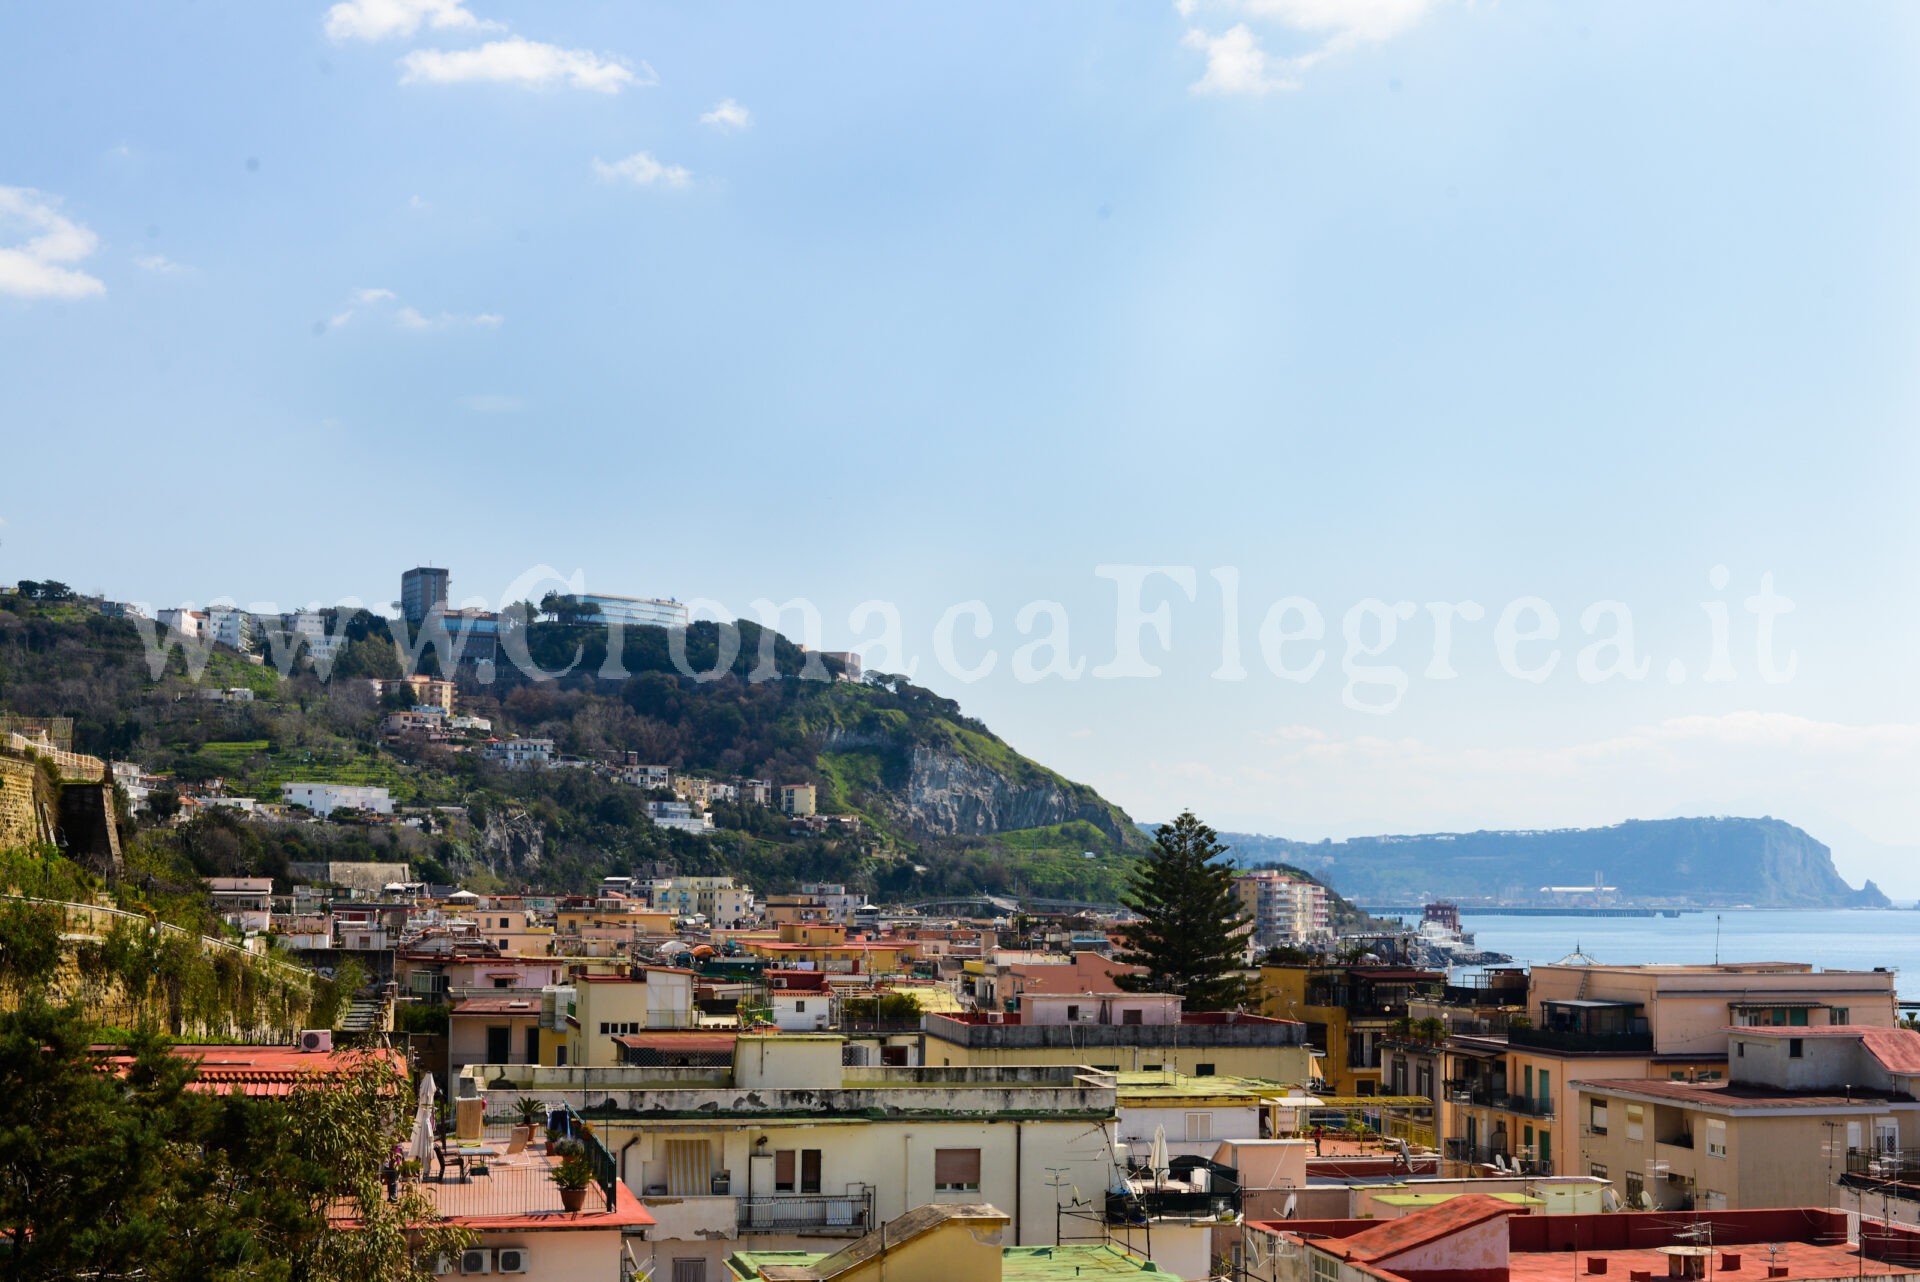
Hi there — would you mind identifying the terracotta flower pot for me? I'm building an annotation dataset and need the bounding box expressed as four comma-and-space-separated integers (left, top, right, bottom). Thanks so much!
559, 1186, 588, 1213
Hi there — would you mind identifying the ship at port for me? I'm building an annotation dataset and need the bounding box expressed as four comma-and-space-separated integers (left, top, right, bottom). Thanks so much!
1411, 901, 1513, 967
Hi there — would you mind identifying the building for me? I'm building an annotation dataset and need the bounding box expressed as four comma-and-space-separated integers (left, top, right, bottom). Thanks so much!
1259, 964, 1446, 1095
646, 799, 717, 835
203, 604, 254, 651
557, 970, 701, 1066
924, 998, 1314, 1081
400, 566, 450, 624
765, 884, 871, 928
650, 876, 756, 926
1235, 870, 1331, 947
156, 607, 206, 639
779, 784, 817, 818
281, 782, 394, 817
576, 593, 690, 630
460, 1036, 1123, 1278
734, 923, 915, 976
449, 993, 548, 1075
282, 610, 349, 665
723, 1204, 1166, 1282
207, 877, 273, 932
1576, 1024, 1920, 1212
286, 860, 412, 892
484, 737, 555, 769
1441, 961, 1899, 1178
1241, 1194, 1920, 1282
369, 674, 456, 713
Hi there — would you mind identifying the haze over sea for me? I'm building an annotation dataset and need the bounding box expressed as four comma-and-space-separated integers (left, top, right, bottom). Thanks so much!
1396, 909, 1920, 1001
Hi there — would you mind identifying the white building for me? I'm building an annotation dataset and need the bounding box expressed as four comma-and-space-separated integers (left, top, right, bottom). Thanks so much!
645, 800, 717, 835
203, 605, 253, 651
576, 593, 690, 629
156, 607, 206, 639
281, 782, 394, 817
484, 737, 555, 769
282, 610, 349, 664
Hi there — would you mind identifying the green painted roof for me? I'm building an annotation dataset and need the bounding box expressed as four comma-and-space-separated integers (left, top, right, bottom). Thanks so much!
1372, 1192, 1544, 1207
725, 1246, 1166, 1280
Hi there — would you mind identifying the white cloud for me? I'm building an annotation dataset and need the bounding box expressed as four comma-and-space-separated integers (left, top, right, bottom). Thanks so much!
0, 187, 106, 300
324, 0, 500, 42
700, 98, 752, 131
591, 151, 692, 188
134, 253, 188, 274
400, 38, 648, 92
461, 393, 525, 413
329, 286, 500, 330
1183, 24, 1297, 95
1180, 0, 1439, 92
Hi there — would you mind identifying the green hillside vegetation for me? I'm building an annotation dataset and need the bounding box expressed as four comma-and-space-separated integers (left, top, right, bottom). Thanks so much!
0, 593, 1145, 902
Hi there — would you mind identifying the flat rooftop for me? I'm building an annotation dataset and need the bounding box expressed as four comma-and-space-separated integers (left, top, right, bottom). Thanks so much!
1574, 1078, 1915, 1110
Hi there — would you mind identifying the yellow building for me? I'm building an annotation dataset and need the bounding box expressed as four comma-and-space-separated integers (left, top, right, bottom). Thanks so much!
922, 1003, 1316, 1082
1258, 964, 1444, 1096
737, 923, 916, 976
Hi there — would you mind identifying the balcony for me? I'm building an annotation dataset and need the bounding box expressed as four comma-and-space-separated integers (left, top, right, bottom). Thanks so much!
1507, 1026, 1653, 1054
1500, 1094, 1555, 1120
1442, 1138, 1551, 1175
737, 1190, 875, 1235
1107, 1159, 1242, 1225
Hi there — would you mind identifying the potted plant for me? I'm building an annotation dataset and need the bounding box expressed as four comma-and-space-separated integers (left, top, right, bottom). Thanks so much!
511, 1097, 544, 1146
544, 1122, 564, 1156
552, 1155, 595, 1213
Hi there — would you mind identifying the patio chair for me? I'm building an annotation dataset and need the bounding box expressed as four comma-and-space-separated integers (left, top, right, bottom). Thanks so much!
434, 1138, 470, 1183
503, 1130, 529, 1156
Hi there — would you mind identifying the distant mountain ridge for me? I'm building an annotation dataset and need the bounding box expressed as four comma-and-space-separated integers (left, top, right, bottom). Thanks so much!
1214, 817, 1888, 909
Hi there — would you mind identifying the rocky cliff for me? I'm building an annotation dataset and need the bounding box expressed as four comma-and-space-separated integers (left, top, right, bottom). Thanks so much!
893, 744, 1135, 843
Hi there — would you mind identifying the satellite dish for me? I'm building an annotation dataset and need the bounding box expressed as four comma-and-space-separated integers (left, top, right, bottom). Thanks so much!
1283, 1193, 1298, 1219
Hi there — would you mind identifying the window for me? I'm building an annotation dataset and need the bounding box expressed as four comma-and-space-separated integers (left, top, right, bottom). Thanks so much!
1066, 1004, 1080, 1021
600, 1022, 611, 1035
1194, 1063, 1216, 1077
1122, 1008, 1144, 1026
1589, 1163, 1608, 1180
1140, 1064, 1162, 1073
1625, 1103, 1644, 1142
1590, 1101, 1609, 1135
934, 1148, 981, 1191
1736, 1043, 1744, 1058
494, 977, 511, 989
1625, 1172, 1645, 1208
775, 1150, 796, 1192
1187, 1112, 1213, 1141
795, 1000, 806, 1013
672, 1261, 707, 1282
1705, 1119, 1727, 1159
1789, 1038, 1804, 1059
1311, 1251, 1342, 1282
1832, 1008, 1850, 1025
801, 1148, 822, 1193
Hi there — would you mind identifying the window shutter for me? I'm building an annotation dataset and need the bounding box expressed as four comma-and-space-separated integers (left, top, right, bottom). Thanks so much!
935, 1148, 981, 1189
775, 1150, 796, 1190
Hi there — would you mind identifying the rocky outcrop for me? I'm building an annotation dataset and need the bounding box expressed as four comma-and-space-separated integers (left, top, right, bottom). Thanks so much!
891, 746, 1134, 845
478, 806, 544, 871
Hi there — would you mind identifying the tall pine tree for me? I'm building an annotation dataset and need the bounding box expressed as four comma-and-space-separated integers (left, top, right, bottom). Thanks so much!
1114, 810, 1253, 1010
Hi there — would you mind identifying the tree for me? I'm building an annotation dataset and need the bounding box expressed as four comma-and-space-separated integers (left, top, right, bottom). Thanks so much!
1113, 811, 1253, 1010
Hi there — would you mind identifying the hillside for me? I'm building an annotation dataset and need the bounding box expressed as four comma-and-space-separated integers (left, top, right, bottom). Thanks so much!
1217, 818, 1888, 909
0, 596, 1148, 900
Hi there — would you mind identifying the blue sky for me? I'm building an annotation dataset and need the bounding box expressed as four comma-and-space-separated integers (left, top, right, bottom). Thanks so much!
4, 2, 1919, 889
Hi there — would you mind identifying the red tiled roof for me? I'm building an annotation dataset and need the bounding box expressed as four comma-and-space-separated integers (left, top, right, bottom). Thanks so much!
612, 1032, 738, 1054
1322, 1195, 1521, 1263
156, 1045, 406, 1096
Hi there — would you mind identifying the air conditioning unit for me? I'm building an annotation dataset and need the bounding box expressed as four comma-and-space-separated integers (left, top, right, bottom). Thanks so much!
299, 1029, 333, 1053
459, 1247, 491, 1274
493, 1248, 530, 1274
433, 1255, 457, 1276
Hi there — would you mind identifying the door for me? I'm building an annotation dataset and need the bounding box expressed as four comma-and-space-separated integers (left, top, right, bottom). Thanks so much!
1876, 1119, 1899, 1153
486, 1025, 511, 1064
525, 1026, 540, 1064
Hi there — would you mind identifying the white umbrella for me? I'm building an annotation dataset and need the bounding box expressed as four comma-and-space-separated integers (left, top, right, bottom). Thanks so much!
409, 1071, 437, 1169
1150, 1124, 1169, 1189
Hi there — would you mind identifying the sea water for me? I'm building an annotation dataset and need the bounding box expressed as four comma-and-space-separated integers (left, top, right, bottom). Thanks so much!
1421, 908, 1920, 1000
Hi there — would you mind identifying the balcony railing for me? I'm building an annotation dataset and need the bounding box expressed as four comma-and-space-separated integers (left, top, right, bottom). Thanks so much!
1501, 1094, 1555, 1120
1507, 1026, 1654, 1054
1442, 1138, 1553, 1176
737, 1189, 875, 1235
1846, 1148, 1920, 1179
